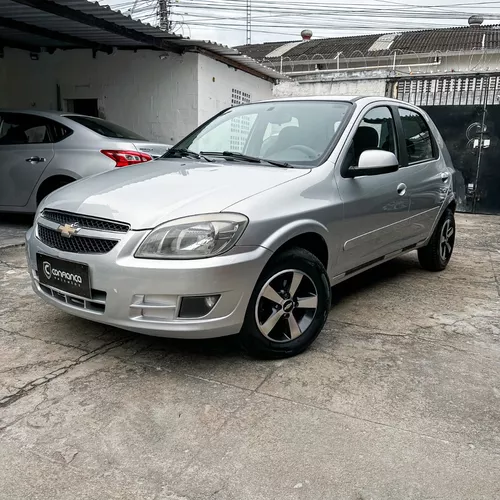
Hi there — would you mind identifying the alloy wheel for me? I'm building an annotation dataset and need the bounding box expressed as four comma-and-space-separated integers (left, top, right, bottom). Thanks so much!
440, 219, 454, 261
255, 269, 318, 343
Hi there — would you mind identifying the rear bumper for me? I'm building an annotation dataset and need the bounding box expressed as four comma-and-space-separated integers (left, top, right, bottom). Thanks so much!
26, 226, 272, 339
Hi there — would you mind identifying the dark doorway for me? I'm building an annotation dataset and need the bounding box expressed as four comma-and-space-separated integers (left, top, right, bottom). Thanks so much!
65, 99, 99, 117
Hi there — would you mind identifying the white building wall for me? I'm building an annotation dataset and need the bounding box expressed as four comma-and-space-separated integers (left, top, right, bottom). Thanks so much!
197, 53, 273, 124
273, 78, 387, 98
0, 49, 198, 144
0, 49, 274, 143
272, 52, 500, 99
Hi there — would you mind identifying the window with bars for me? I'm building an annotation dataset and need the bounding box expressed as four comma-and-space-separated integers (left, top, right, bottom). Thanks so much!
457, 78, 478, 93
488, 77, 499, 90
230, 89, 252, 152
395, 75, 500, 105
436, 79, 453, 93
231, 89, 251, 107
402, 81, 412, 94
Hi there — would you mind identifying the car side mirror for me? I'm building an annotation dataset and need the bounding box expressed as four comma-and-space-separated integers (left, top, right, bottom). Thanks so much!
347, 150, 399, 178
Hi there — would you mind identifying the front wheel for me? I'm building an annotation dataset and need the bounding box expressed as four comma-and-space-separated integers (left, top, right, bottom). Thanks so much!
418, 208, 456, 272
240, 247, 331, 359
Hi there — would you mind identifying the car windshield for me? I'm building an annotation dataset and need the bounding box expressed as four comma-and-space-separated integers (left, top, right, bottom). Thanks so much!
65, 115, 146, 140
170, 100, 352, 167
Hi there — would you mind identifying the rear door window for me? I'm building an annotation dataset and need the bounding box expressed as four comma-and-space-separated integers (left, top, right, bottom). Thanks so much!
65, 115, 146, 140
0, 113, 52, 145
398, 108, 436, 164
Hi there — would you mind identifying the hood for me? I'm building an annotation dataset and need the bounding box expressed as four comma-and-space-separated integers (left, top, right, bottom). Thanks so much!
42, 159, 310, 229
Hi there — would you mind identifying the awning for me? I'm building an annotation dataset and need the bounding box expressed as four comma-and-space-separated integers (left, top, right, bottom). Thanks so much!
0, 0, 284, 82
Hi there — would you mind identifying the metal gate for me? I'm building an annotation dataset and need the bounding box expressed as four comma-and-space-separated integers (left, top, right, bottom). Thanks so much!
387, 73, 500, 214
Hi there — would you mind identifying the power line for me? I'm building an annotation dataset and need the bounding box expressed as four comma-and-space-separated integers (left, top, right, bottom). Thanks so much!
246, 0, 251, 44
102, 0, 500, 43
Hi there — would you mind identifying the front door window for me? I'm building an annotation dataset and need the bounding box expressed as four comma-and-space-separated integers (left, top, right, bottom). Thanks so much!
347, 106, 397, 167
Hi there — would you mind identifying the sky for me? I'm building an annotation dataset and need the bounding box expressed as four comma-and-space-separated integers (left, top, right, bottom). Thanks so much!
98, 0, 500, 47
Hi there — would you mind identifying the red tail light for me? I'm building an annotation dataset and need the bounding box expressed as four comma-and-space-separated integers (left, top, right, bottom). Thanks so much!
101, 150, 153, 168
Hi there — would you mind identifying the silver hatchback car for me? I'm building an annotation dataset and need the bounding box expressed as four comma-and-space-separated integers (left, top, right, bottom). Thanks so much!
0, 110, 170, 213
26, 97, 456, 358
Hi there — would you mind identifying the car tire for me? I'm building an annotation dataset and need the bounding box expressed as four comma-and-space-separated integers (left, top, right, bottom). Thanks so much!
240, 247, 331, 359
37, 177, 74, 206
418, 208, 456, 272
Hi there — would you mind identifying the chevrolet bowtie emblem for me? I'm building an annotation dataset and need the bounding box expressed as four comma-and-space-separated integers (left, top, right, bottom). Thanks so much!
57, 222, 81, 238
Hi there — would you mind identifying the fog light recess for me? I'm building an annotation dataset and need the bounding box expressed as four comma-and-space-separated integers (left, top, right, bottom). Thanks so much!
179, 295, 221, 319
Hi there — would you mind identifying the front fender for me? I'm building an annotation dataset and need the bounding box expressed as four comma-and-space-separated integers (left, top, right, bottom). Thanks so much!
259, 219, 330, 252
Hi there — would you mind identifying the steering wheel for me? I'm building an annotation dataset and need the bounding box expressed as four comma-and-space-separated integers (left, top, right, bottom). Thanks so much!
284, 145, 318, 159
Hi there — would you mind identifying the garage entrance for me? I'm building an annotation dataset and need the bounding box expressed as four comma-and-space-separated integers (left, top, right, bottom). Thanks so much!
387, 73, 500, 214
65, 99, 99, 117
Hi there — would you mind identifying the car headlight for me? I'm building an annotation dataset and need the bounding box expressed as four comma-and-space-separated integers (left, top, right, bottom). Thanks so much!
135, 213, 248, 259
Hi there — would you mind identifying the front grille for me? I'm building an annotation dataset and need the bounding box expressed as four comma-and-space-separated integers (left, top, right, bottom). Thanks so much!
41, 209, 129, 233
38, 225, 118, 254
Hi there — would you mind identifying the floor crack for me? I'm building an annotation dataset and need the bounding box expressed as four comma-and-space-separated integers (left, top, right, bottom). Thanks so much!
0, 258, 25, 270
0, 327, 90, 353
0, 337, 132, 409
253, 389, 499, 453
487, 252, 500, 298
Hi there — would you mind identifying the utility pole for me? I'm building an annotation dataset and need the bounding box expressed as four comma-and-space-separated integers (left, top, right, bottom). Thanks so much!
246, 0, 251, 44
158, 0, 173, 32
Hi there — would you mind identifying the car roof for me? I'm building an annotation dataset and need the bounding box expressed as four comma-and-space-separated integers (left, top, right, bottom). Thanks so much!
262, 95, 359, 102
261, 96, 406, 104
0, 109, 104, 120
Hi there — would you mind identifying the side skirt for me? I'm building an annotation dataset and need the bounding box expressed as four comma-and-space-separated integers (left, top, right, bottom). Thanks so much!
329, 240, 427, 286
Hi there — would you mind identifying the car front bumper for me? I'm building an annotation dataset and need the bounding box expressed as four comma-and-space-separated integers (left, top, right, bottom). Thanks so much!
25, 224, 272, 339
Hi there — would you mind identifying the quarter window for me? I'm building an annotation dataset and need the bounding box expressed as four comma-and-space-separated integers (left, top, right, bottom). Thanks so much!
399, 108, 435, 164
50, 122, 73, 142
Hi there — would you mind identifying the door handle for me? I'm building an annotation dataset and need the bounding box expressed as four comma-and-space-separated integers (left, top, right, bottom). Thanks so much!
397, 183, 407, 196
25, 156, 46, 163
441, 172, 450, 182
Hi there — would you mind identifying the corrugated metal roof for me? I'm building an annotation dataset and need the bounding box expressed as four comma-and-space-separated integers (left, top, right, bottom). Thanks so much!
368, 33, 400, 52
265, 41, 304, 58
0, 0, 283, 80
174, 38, 286, 79
2, 26, 71, 48
236, 25, 500, 65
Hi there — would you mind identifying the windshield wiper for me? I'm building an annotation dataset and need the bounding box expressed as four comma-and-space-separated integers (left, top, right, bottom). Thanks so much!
200, 151, 290, 168
163, 148, 212, 162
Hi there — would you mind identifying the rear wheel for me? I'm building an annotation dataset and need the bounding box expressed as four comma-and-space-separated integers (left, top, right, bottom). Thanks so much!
240, 247, 331, 359
418, 208, 455, 272
37, 177, 74, 205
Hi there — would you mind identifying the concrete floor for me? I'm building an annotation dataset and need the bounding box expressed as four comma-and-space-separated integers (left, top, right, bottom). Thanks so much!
0, 214, 32, 249
1, 214, 499, 500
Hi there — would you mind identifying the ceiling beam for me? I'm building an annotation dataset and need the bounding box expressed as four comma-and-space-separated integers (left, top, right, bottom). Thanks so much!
0, 36, 40, 52
10, 0, 182, 54
0, 16, 113, 53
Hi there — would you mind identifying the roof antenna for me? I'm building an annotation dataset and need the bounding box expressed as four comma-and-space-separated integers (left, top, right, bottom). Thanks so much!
301, 29, 313, 41
468, 15, 484, 27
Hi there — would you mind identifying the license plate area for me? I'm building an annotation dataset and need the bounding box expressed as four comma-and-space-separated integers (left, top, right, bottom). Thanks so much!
36, 253, 91, 299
